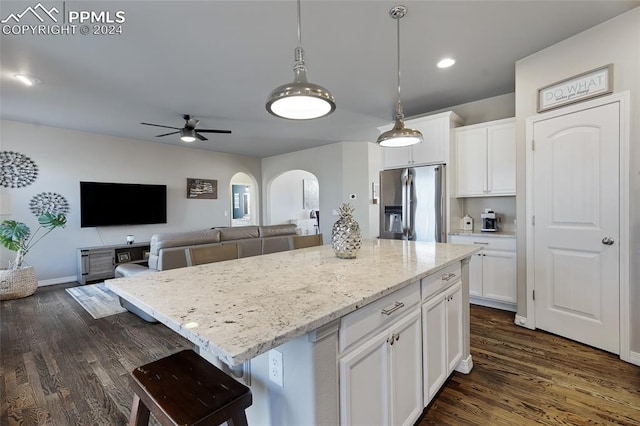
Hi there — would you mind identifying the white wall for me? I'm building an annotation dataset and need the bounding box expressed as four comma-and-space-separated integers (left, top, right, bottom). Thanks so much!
269, 170, 317, 225
515, 7, 640, 353
0, 120, 261, 283
427, 92, 515, 126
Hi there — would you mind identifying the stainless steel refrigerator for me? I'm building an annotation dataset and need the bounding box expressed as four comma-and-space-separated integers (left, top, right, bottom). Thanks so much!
379, 165, 445, 242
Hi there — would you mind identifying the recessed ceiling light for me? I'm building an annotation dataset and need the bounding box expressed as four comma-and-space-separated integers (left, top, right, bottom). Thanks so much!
437, 58, 456, 69
14, 74, 41, 86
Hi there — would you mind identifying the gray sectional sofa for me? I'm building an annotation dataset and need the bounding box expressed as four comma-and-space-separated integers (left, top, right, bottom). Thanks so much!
117, 224, 299, 277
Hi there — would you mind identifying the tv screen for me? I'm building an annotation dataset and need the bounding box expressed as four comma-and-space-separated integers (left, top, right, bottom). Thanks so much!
80, 181, 167, 227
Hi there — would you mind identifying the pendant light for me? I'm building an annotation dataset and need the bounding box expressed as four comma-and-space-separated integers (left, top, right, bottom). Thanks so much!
266, 0, 336, 120
377, 5, 423, 147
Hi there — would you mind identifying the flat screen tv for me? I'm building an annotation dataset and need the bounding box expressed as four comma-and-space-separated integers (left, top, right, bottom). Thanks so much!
80, 181, 167, 227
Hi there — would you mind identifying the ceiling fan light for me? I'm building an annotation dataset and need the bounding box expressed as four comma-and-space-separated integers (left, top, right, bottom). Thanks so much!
180, 128, 196, 142
14, 74, 41, 86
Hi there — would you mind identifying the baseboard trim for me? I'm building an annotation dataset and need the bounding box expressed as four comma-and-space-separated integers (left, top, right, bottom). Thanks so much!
628, 351, 640, 367
38, 276, 77, 287
470, 296, 517, 312
455, 354, 473, 374
514, 314, 535, 330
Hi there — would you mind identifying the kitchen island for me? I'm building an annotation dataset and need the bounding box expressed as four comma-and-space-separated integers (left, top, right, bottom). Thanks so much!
107, 239, 480, 425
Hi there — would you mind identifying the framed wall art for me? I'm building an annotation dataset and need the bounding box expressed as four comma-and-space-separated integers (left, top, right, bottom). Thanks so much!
187, 178, 217, 199
537, 64, 613, 113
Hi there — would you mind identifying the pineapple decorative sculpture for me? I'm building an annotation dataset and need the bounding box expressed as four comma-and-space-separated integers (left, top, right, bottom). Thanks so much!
331, 203, 362, 259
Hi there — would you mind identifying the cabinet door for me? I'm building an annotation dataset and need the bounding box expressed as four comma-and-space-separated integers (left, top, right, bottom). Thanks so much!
411, 117, 446, 165
455, 128, 487, 196
482, 250, 516, 303
390, 310, 423, 426
487, 122, 516, 195
339, 331, 390, 426
383, 146, 411, 169
445, 282, 463, 373
468, 251, 483, 297
84, 249, 114, 282
422, 294, 447, 405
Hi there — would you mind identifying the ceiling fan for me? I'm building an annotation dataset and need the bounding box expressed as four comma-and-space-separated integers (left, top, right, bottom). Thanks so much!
141, 114, 231, 142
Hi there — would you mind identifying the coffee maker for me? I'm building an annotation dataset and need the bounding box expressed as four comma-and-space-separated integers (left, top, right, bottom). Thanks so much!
481, 209, 499, 232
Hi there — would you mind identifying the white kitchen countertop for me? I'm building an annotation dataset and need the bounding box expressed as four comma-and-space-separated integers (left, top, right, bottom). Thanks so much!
106, 239, 479, 366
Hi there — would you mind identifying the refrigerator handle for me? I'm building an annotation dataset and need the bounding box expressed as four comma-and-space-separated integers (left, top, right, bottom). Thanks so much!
406, 173, 413, 240
434, 166, 444, 242
401, 172, 409, 238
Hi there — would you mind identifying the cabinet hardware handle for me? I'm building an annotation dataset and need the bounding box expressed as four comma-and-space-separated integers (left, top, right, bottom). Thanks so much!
473, 242, 489, 245
381, 302, 405, 316
395, 334, 400, 342
442, 272, 456, 281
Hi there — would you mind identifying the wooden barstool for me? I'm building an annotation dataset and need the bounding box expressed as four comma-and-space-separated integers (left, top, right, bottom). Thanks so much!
128, 349, 252, 426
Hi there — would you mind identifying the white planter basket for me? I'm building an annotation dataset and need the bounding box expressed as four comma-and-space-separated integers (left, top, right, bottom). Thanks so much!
0, 266, 38, 300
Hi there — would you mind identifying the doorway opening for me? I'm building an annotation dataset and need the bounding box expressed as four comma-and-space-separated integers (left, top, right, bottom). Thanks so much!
230, 172, 258, 227
268, 170, 320, 235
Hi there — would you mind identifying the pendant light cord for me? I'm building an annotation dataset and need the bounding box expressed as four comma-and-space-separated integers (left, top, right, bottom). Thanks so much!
395, 13, 404, 118
297, 0, 302, 47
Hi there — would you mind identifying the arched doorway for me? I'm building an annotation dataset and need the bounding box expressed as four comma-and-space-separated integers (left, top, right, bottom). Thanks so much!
230, 172, 258, 227
268, 170, 319, 235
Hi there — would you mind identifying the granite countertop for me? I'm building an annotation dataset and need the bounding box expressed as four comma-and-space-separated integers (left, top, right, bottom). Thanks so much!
106, 239, 479, 366
449, 230, 516, 238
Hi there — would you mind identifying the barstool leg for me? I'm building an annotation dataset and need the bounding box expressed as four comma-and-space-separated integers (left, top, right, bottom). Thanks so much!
227, 412, 248, 426
129, 394, 151, 426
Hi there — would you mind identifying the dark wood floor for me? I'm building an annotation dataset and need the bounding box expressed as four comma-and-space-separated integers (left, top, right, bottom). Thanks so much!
2, 283, 639, 425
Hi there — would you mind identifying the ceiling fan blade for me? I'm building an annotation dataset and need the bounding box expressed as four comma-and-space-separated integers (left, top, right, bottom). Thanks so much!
195, 132, 208, 141
196, 129, 232, 134
141, 122, 181, 130
155, 131, 180, 137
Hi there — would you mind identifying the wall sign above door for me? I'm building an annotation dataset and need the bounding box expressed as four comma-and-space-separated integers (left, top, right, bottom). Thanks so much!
537, 64, 613, 113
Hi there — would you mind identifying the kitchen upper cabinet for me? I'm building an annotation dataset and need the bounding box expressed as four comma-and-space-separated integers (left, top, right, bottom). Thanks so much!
455, 118, 516, 197
381, 111, 462, 169
449, 234, 516, 311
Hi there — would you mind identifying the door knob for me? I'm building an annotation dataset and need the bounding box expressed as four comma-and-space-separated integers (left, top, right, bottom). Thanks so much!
602, 237, 614, 245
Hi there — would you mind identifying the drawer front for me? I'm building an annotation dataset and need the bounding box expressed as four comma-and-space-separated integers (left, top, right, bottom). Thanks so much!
449, 235, 515, 251
421, 262, 462, 301
339, 281, 420, 354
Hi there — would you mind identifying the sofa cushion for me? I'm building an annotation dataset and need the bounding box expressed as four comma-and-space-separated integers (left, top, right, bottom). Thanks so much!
219, 226, 260, 241
150, 229, 220, 255
259, 224, 298, 237
262, 236, 294, 254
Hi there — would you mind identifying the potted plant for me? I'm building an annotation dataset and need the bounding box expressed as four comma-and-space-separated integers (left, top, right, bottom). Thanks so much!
0, 212, 67, 300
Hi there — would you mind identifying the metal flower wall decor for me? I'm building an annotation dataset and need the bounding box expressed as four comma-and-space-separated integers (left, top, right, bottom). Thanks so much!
0, 151, 39, 188
29, 192, 70, 217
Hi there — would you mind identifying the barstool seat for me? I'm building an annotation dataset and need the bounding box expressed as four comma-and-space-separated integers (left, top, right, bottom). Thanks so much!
129, 349, 252, 426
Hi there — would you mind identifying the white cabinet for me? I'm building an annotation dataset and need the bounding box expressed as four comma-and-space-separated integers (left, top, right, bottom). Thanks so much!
455, 118, 516, 197
422, 279, 463, 405
339, 283, 422, 426
381, 111, 462, 169
449, 235, 516, 311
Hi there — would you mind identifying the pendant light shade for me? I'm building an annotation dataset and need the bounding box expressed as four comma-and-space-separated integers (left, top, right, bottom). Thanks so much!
377, 6, 423, 147
266, 0, 335, 120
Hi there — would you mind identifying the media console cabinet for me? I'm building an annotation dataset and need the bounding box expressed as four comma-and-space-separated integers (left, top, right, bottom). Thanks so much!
77, 242, 150, 284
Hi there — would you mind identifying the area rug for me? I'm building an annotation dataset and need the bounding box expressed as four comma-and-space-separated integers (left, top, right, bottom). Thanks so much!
65, 282, 127, 319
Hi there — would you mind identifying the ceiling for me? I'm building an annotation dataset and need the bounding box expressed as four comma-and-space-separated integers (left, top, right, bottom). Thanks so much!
1, 1, 638, 158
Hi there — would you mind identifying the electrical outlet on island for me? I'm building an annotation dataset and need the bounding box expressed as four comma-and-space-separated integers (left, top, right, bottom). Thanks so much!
268, 349, 284, 387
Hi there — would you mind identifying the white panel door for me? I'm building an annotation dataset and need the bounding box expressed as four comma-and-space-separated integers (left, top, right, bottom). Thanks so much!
445, 282, 463, 373
456, 128, 487, 196
482, 250, 517, 303
383, 146, 410, 169
533, 102, 620, 354
389, 310, 423, 426
422, 294, 447, 405
411, 117, 446, 165
487, 122, 516, 195
468, 251, 483, 297
339, 330, 389, 425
